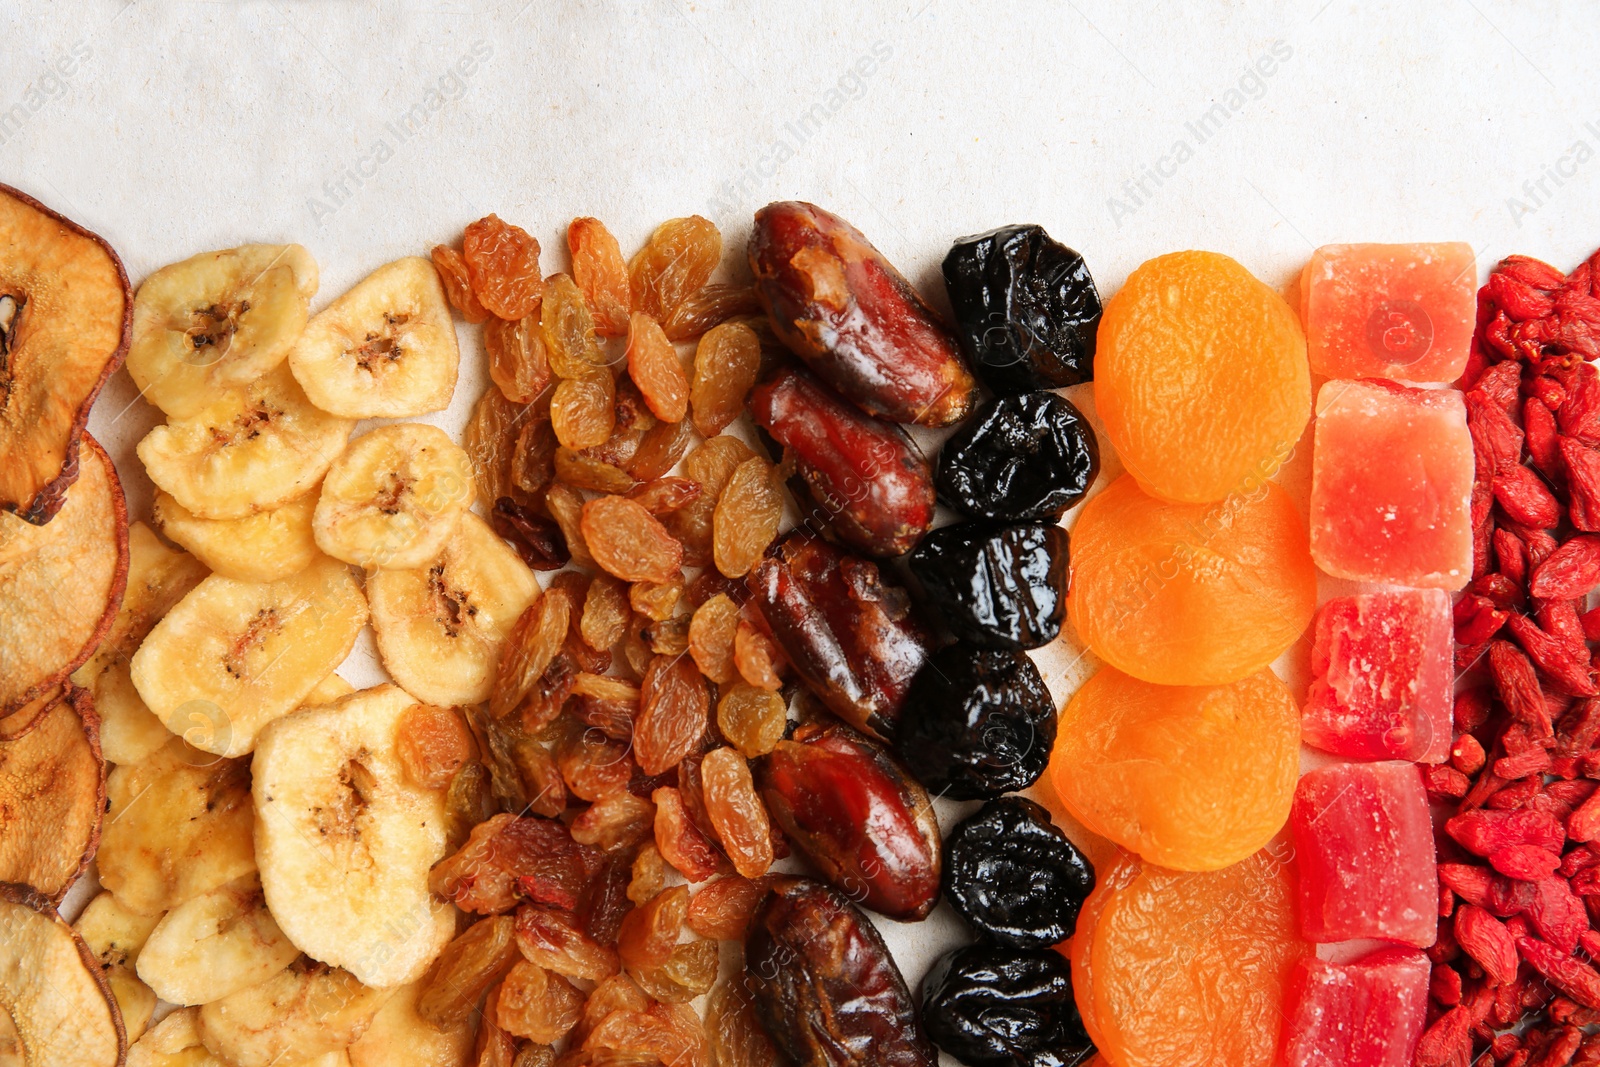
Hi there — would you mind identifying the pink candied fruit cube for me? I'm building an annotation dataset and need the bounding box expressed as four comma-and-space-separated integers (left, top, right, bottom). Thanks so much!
1290, 761, 1438, 947
1309, 378, 1473, 590
1299, 242, 1477, 383
1303, 589, 1453, 763
1279, 947, 1430, 1067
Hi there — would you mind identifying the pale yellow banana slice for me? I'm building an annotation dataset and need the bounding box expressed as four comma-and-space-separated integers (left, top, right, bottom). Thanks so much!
74, 890, 163, 1044
129, 554, 368, 757
152, 487, 319, 583
367, 513, 538, 706
303, 671, 356, 706
347, 976, 475, 1067
197, 958, 391, 1067
71, 521, 209, 766
138, 363, 354, 521
289, 257, 459, 419
136, 871, 301, 1006
313, 424, 474, 571
253, 684, 455, 989
97, 736, 256, 916
129, 244, 319, 418
127, 1007, 230, 1067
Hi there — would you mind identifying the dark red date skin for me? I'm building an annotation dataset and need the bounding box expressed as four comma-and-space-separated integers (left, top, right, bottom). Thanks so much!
745, 876, 937, 1067
751, 365, 935, 557
750, 201, 975, 428
750, 533, 933, 740
757, 720, 940, 921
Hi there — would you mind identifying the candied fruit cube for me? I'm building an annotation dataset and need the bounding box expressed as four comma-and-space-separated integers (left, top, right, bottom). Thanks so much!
1303, 589, 1453, 763
1290, 761, 1437, 947
1309, 379, 1473, 590
1279, 947, 1429, 1067
1300, 242, 1477, 383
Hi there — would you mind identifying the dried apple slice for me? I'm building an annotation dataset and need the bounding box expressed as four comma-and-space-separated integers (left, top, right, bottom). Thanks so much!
0, 684, 65, 742
0, 882, 126, 1067
0, 433, 128, 717
74, 891, 162, 1045
0, 184, 131, 525
0, 687, 104, 901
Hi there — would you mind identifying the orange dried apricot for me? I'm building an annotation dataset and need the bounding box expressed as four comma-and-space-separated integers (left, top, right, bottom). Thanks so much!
1067, 473, 1315, 686
1051, 666, 1299, 871
1095, 250, 1310, 504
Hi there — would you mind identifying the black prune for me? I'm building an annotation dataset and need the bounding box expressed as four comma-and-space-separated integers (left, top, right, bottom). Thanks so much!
943, 797, 1094, 948
908, 521, 1068, 650
941, 224, 1102, 394
746, 876, 936, 1067
893, 645, 1055, 801
936, 393, 1099, 522
921, 944, 1095, 1067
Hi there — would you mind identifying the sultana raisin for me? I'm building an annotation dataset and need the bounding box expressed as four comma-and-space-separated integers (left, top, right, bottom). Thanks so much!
515, 904, 622, 982
628, 842, 668, 906
569, 217, 632, 337
555, 446, 638, 494
518, 743, 569, 818
569, 791, 656, 851
627, 476, 702, 516
688, 876, 771, 942
653, 785, 727, 881
396, 703, 475, 789
464, 214, 545, 320
476, 988, 517, 1067
578, 974, 650, 1047
497, 959, 584, 1044
717, 683, 788, 759
582, 497, 685, 584
433, 244, 492, 324
635, 655, 711, 775
556, 721, 634, 801
706, 976, 786, 1067
620, 612, 654, 679
512, 418, 558, 499
465, 385, 532, 509
664, 284, 762, 343
685, 569, 749, 609
701, 747, 774, 879
544, 484, 596, 570
626, 313, 690, 423
630, 216, 722, 321
418, 915, 519, 1027
551, 374, 617, 451
572, 672, 641, 704
633, 940, 719, 1004
691, 322, 762, 437
713, 456, 783, 578
444, 760, 498, 850
688, 594, 741, 685
584, 1001, 707, 1064
618, 884, 690, 970
734, 620, 783, 691
541, 273, 605, 375
630, 576, 684, 622
493, 593, 573, 720
510, 1045, 555, 1067
580, 575, 631, 651
493, 498, 571, 572
627, 417, 695, 483
487, 311, 553, 404
665, 436, 756, 567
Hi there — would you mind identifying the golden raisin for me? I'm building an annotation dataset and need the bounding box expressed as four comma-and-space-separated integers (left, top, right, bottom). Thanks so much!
493, 593, 573, 720
628, 842, 668, 906
629, 216, 722, 321
487, 311, 552, 404
664, 435, 755, 567
418, 915, 518, 1027
515, 905, 622, 982
464, 385, 528, 509
625, 312, 690, 423
706, 976, 784, 1067
511, 418, 557, 500
734, 619, 783, 691
396, 704, 475, 789
627, 476, 701, 516
569, 791, 655, 851
543, 483, 595, 569
688, 876, 770, 942
543, 273, 608, 379
626, 417, 695, 484
632, 940, 718, 1004
496, 960, 583, 1044
551, 374, 616, 451
555, 722, 634, 802
716, 683, 787, 758
580, 574, 631, 651
617, 885, 689, 971
554, 446, 637, 494
701, 747, 773, 879
664, 285, 761, 343
582, 497, 684, 584
568, 217, 631, 337
635, 655, 710, 776
688, 594, 741, 685
691, 322, 762, 437
431, 244, 491, 324
652, 786, 726, 882
713, 456, 782, 578
464, 214, 544, 320
629, 576, 684, 622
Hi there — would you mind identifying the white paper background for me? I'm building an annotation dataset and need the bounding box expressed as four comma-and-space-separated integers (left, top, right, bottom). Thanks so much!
8, 0, 1600, 1054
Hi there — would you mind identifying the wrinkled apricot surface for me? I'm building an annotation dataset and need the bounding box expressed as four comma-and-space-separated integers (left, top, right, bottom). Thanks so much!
1071, 847, 1309, 1067
1067, 474, 1316, 686
1051, 666, 1300, 871
1095, 250, 1310, 504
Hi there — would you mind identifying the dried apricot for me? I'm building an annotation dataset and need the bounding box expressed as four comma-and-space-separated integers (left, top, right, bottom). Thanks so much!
713, 457, 782, 579
716, 683, 787, 758
1067, 473, 1316, 686
432, 244, 491, 324
582, 497, 683, 584
464, 214, 544, 320
1052, 666, 1299, 871
487, 311, 552, 404
691, 322, 762, 437
568, 217, 631, 337
1095, 250, 1310, 504
630, 216, 721, 321
626, 313, 690, 423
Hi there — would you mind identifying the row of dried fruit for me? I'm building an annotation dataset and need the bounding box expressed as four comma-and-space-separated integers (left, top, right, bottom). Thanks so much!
413, 205, 1106, 1067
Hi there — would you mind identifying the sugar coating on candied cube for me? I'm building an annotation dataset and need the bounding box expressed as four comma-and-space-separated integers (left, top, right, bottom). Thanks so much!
1279, 947, 1430, 1067
1290, 760, 1438, 947
1300, 242, 1477, 383
1309, 379, 1473, 590
1303, 589, 1453, 763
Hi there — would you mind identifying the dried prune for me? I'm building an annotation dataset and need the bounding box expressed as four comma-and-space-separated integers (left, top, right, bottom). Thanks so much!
893, 645, 1056, 800
493, 497, 571, 572
749, 201, 974, 428
757, 720, 939, 921
941, 224, 1101, 393
751, 533, 932, 739
751, 365, 936, 557
745, 876, 936, 1067
907, 521, 1068, 650
921, 945, 1094, 1067
943, 797, 1095, 948
936, 393, 1099, 522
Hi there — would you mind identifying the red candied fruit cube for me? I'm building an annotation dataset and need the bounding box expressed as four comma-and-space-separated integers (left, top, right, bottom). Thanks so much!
1290, 761, 1438, 947
1279, 947, 1430, 1067
1302, 589, 1453, 763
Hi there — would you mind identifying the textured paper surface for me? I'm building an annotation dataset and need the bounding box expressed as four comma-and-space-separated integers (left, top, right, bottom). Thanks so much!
8, 0, 1600, 1033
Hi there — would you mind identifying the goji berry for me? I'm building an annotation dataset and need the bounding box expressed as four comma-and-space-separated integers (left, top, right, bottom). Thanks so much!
1560, 365, 1600, 446
1469, 391, 1527, 474
1424, 763, 1472, 801
1507, 613, 1598, 697
1497, 463, 1565, 529
1519, 938, 1600, 1010
1447, 808, 1565, 856
1526, 397, 1564, 479
1490, 844, 1563, 881
1529, 878, 1589, 953
1458, 904, 1522, 985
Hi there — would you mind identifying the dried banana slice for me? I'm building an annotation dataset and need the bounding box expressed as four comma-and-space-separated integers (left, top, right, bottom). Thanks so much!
127, 1008, 227, 1067
152, 487, 319, 583
137, 871, 300, 1006
347, 974, 475, 1067
74, 891, 162, 1044
129, 553, 368, 757
127, 244, 318, 418
367, 513, 538, 706
289, 256, 459, 418
197, 958, 390, 1067
313, 424, 473, 571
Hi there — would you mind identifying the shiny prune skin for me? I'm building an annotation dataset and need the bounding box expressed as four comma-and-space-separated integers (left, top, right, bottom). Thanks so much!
893, 645, 1055, 801
908, 521, 1068, 650
936, 393, 1099, 522
943, 797, 1094, 948
747, 876, 936, 1067
751, 365, 935, 557
750, 201, 975, 428
757, 720, 940, 921
750, 533, 933, 741
921, 945, 1094, 1067
942, 225, 1102, 394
